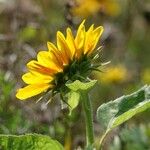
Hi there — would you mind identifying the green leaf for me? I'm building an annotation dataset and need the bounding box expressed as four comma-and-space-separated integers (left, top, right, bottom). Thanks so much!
0, 134, 64, 150
66, 80, 97, 92
97, 85, 150, 145
68, 91, 80, 115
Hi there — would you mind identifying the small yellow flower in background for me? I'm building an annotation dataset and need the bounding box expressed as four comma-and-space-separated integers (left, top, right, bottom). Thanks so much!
141, 69, 150, 84
16, 20, 104, 100
71, 0, 100, 17
71, 0, 120, 18
95, 65, 127, 84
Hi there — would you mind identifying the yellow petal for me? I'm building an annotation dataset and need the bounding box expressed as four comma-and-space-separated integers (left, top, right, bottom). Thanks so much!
66, 28, 76, 59
75, 20, 86, 58
57, 31, 71, 64
93, 26, 104, 41
84, 24, 94, 54
47, 42, 63, 66
47, 41, 58, 52
27, 60, 56, 75
37, 51, 63, 72
88, 26, 104, 55
16, 84, 52, 100
22, 72, 53, 84
75, 20, 85, 48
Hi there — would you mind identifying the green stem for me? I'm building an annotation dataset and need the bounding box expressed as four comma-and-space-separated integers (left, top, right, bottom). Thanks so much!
99, 130, 109, 150
81, 91, 94, 147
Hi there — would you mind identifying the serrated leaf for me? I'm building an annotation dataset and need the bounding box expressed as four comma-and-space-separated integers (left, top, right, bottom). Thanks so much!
66, 80, 97, 92
0, 134, 64, 150
68, 91, 80, 115
96, 85, 150, 145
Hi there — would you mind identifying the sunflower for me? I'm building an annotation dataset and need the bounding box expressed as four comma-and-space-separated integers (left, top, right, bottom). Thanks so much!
71, 0, 120, 18
16, 20, 104, 100
94, 65, 128, 84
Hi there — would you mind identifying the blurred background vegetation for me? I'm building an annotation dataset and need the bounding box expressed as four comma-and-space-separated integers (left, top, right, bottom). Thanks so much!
0, 0, 150, 149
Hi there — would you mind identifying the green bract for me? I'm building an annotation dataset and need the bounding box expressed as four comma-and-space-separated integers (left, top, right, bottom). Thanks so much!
67, 91, 80, 114
66, 80, 97, 92
66, 80, 97, 114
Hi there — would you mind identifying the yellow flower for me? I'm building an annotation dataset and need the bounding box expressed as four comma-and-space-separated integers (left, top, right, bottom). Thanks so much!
141, 69, 150, 84
95, 65, 127, 84
16, 20, 104, 100
71, 0, 120, 17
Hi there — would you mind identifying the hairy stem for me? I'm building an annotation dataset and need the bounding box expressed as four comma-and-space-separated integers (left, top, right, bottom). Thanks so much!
81, 91, 94, 147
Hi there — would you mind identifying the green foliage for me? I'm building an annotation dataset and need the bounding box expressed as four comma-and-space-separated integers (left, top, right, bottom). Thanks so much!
0, 73, 32, 134
110, 124, 150, 150
0, 73, 13, 102
0, 134, 64, 150
97, 85, 150, 145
